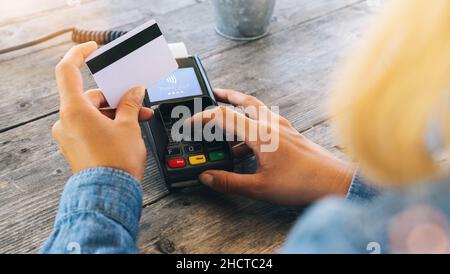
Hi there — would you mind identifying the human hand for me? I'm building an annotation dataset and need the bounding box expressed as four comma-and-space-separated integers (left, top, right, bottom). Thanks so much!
52, 42, 153, 181
193, 89, 355, 205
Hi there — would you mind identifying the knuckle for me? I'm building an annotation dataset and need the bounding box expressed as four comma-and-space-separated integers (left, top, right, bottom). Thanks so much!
278, 116, 291, 126
243, 95, 257, 106
248, 175, 268, 195
215, 105, 228, 119
225, 89, 238, 97
54, 62, 71, 76
51, 120, 61, 139
85, 90, 101, 104
221, 173, 231, 193
217, 105, 228, 113
123, 98, 140, 109
59, 105, 79, 121
244, 94, 263, 106
218, 105, 234, 121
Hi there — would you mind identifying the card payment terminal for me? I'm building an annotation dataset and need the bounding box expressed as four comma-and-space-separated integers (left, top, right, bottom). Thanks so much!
142, 53, 233, 189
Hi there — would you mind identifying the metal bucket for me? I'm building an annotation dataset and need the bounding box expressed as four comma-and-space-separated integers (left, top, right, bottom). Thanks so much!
212, 0, 276, 41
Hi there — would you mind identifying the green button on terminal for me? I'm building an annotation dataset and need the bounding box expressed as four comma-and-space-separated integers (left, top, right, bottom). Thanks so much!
209, 151, 225, 161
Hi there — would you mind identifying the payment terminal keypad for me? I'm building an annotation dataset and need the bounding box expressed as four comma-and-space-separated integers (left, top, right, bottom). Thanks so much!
162, 113, 227, 171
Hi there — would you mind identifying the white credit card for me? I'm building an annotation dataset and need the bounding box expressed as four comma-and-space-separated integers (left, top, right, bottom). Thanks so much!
85, 19, 178, 108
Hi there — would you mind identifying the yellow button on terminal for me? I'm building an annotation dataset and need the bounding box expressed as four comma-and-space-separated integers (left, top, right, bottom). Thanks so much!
188, 154, 206, 165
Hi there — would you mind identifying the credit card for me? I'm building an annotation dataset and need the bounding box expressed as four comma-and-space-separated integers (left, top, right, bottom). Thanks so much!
85, 19, 178, 108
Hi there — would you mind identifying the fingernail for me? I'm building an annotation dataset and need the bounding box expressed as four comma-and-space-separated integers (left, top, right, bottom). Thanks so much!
132, 87, 145, 101
86, 41, 98, 50
199, 173, 214, 186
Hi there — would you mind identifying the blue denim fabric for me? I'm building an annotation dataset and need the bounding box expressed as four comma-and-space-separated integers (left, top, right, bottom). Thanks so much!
41, 166, 450, 254
40, 167, 142, 254
281, 172, 384, 253
345, 172, 380, 203
282, 173, 450, 253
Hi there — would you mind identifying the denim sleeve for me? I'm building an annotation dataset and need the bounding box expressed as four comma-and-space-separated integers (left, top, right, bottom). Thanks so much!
281, 171, 383, 253
345, 171, 380, 203
39, 167, 143, 254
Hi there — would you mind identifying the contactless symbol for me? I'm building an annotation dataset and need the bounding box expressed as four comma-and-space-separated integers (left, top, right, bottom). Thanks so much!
166, 74, 177, 84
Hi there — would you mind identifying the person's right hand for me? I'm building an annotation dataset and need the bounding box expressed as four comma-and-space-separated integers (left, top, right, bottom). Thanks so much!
192, 89, 355, 205
52, 42, 153, 181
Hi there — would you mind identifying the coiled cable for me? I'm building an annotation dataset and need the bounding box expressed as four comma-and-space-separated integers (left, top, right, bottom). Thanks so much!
71, 28, 127, 44
0, 28, 128, 55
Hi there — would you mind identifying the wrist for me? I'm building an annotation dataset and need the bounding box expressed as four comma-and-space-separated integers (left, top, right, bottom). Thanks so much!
330, 161, 356, 196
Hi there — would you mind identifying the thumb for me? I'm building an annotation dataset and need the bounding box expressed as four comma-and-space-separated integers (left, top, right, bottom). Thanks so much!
199, 170, 258, 196
116, 86, 145, 122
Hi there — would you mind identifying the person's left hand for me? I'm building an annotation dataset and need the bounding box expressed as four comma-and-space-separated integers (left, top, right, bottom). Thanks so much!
190, 89, 354, 205
52, 41, 153, 181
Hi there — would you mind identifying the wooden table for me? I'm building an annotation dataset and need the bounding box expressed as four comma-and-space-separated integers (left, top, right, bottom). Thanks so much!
0, 0, 378, 253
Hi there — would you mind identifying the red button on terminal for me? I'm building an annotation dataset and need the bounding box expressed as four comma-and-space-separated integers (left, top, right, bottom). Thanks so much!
167, 158, 186, 168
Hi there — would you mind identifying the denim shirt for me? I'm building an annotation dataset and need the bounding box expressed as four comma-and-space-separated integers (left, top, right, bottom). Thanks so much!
40, 167, 450, 254
40, 168, 142, 254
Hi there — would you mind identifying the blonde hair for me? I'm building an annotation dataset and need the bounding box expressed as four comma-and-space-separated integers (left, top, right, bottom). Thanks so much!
330, 0, 450, 185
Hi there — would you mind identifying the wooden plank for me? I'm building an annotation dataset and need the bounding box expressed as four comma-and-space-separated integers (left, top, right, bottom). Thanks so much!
159, 0, 364, 59
0, 0, 97, 23
137, 122, 342, 254
138, 186, 301, 254
0, 0, 208, 27
0, 0, 199, 27
0, 0, 363, 132
0, 0, 200, 60
0, 0, 360, 58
